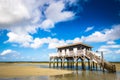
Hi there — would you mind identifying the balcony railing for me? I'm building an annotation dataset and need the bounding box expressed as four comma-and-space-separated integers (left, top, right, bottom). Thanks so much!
49, 49, 89, 57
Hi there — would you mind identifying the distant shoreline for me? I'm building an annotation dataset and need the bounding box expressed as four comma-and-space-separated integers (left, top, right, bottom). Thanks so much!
0, 61, 120, 63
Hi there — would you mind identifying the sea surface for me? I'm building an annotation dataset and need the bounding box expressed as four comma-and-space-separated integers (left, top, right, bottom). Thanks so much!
0, 63, 120, 80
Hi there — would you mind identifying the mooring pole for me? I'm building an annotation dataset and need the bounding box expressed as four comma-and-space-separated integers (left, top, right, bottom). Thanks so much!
101, 52, 105, 72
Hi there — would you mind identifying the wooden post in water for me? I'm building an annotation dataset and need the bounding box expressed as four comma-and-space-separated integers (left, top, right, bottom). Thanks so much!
75, 58, 78, 69
90, 61, 93, 71
53, 58, 55, 68
101, 52, 105, 72
62, 58, 65, 68
93, 62, 95, 69
67, 59, 69, 68
57, 58, 58, 67
82, 59, 85, 70
60, 58, 62, 68
72, 59, 74, 68
96, 63, 97, 70
88, 59, 90, 70
49, 58, 51, 68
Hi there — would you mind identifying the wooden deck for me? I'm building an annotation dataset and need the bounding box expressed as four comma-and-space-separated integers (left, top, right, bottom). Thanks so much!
49, 50, 116, 72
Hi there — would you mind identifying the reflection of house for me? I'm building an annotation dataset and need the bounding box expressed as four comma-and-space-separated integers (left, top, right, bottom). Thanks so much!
49, 42, 116, 72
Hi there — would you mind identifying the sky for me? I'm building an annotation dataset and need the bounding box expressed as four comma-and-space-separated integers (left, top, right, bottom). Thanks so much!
0, 0, 120, 62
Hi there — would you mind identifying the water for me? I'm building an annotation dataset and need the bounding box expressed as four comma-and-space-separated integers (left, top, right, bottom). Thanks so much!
0, 63, 120, 80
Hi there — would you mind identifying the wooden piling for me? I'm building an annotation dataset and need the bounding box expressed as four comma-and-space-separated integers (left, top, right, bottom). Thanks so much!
88, 60, 90, 70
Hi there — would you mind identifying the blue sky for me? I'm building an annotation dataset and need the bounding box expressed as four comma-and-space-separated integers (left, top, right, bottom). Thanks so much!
0, 0, 120, 62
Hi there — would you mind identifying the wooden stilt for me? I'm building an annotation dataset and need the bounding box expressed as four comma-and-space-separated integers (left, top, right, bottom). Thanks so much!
53, 58, 55, 68
96, 63, 97, 70
49, 58, 51, 68
82, 59, 85, 70
70, 60, 72, 68
75, 58, 78, 69
61, 58, 62, 68
103, 63, 105, 72
62, 58, 65, 68
72, 59, 74, 68
93, 62, 95, 69
90, 61, 92, 71
88, 60, 90, 70
67, 59, 69, 68
57, 58, 58, 67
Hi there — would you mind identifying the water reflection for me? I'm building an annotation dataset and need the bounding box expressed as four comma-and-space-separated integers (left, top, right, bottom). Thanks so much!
49, 70, 119, 80
0, 71, 120, 80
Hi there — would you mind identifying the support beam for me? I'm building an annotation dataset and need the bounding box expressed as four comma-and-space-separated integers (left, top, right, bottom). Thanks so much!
88, 60, 90, 70
96, 63, 97, 70
49, 58, 51, 68
60, 58, 62, 68
81, 59, 86, 70
75, 58, 78, 69
93, 62, 95, 69
57, 58, 58, 67
67, 59, 69, 68
90, 61, 92, 71
53, 58, 55, 68
62, 58, 65, 68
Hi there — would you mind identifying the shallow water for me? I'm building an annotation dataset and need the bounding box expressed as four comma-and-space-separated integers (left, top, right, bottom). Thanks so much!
0, 63, 120, 80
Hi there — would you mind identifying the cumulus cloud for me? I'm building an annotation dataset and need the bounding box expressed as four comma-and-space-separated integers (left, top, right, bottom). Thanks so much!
6, 32, 67, 49
45, 1, 74, 23
0, 49, 21, 61
81, 24, 120, 42
6, 32, 33, 47
116, 50, 120, 54
106, 41, 116, 45
100, 45, 120, 49
0, 0, 79, 34
85, 26, 94, 32
1, 0, 84, 49
0, 49, 16, 56
97, 43, 120, 54
0, 0, 42, 34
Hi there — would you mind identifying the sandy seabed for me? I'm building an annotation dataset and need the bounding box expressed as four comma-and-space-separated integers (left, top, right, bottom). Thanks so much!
0, 63, 72, 78
0, 62, 120, 78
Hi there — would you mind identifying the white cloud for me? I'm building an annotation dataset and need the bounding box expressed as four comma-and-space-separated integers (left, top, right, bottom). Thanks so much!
0, 49, 16, 56
0, 49, 21, 61
6, 32, 33, 47
45, 1, 74, 23
97, 43, 120, 55
0, 0, 30, 24
0, 0, 76, 34
100, 45, 120, 49
6, 32, 67, 49
85, 26, 94, 32
116, 50, 120, 54
1, 0, 80, 49
40, 19, 54, 31
30, 38, 44, 49
107, 41, 116, 45
81, 25, 120, 42
0, 0, 42, 34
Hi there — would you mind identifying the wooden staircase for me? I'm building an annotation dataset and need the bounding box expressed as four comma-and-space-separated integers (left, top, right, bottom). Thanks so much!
86, 51, 116, 72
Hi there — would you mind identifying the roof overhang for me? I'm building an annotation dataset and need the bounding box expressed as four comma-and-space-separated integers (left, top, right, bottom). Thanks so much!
56, 42, 93, 49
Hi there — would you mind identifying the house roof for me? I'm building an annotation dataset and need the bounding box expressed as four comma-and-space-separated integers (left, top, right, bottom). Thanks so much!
57, 42, 93, 49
